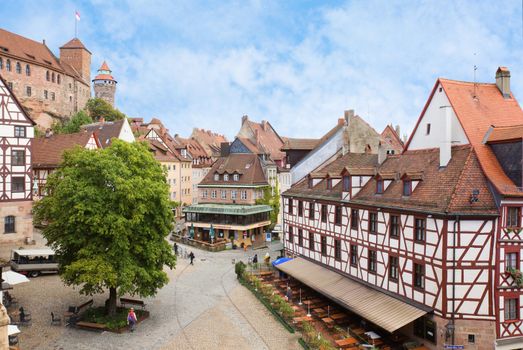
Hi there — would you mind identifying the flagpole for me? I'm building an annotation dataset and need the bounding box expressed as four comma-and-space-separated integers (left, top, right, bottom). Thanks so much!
75, 18, 77, 38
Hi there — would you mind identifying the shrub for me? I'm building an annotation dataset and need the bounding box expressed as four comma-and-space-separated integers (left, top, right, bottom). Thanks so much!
279, 301, 295, 319
260, 283, 273, 297
235, 261, 246, 279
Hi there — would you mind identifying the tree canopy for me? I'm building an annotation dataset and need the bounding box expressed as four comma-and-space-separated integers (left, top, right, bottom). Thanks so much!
86, 98, 126, 121
34, 139, 176, 315
51, 110, 93, 134
255, 181, 280, 230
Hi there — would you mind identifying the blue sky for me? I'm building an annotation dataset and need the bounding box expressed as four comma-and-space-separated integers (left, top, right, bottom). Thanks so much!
2, 1, 523, 140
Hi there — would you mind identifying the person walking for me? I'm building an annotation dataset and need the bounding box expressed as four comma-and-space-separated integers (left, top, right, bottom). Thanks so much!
127, 308, 137, 332
173, 242, 178, 255
189, 251, 195, 265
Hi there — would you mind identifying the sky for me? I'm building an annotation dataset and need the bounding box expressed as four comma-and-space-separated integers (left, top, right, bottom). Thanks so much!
2, 1, 523, 140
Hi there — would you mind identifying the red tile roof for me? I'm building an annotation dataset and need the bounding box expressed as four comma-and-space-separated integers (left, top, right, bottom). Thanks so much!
93, 73, 116, 81
380, 125, 404, 153
440, 79, 523, 196
60, 38, 90, 53
82, 119, 125, 148
485, 124, 523, 143
285, 145, 498, 215
281, 138, 319, 151
190, 128, 228, 158
238, 118, 285, 161
99, 61, 111, 71
200, 154, 268, 186
0, 29, 87, 83
32, 131, 99, 168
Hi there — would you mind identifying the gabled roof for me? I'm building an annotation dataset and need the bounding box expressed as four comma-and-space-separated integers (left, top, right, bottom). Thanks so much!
174, 136, 209, 160
190, 128, 228, 158
142, 138, 181, 162
200, 153, 268, 186
60, 38, 90, 53
0, 74, 36, 125
404, 76, 523, 196
380, 125, 404, 153
281, 137, 319, 151
238, 117, 285, 161
32, 131, 100, 168
82, 119, 125, 148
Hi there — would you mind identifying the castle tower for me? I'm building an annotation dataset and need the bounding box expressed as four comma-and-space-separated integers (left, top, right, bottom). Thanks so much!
92, 61, 117, 107
59, 38, 92, 83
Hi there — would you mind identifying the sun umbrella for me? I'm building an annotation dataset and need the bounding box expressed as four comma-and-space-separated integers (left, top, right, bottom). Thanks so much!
2, 271, 30, 285
189, 223, 194, 239
272, 257, 293, 266
8, 324, 20, 336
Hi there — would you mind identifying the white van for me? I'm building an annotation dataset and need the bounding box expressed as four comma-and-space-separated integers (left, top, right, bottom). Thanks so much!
10, 248, 58, 277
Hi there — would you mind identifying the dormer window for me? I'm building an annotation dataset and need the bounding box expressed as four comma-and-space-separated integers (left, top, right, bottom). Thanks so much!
214, 173, 220, 181
233, 174, 239, 181
376, 179, 384, 194
224, 174, 229, 181
403, 180, 412, 196
342, 175, 350, 192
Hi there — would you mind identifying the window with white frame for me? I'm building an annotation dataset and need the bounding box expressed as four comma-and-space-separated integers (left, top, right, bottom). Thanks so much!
214, 173, 219, 181
202, 190, 208, 198
231, 190, 237, 199
211, 190, 217, 199
241, 191, 247, 200
233, 174, 239, 181
221, 190, 227, 199
224, 174, 229, 181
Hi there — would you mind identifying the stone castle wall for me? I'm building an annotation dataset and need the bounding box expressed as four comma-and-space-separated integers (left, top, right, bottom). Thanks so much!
0, 54, 90, 129
93, 81, 116, 107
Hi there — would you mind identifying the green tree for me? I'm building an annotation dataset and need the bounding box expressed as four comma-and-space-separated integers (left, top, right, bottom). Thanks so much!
51, 110, 93, 134
34, 140, 176, 316
255, 181, 280, 230
86, 98, 126, 121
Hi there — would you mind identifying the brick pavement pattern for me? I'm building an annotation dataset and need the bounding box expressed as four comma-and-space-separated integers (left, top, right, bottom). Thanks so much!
8, 240, 300, 350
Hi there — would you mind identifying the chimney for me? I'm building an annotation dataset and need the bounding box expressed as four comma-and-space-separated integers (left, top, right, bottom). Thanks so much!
378, 141, 387, 164
496, 67, 511, 98
344, 109, 354, 124
220, 142, 230, 157
262, 120, 269, 131
242, 115, 248, 125
439, 106, 452, 167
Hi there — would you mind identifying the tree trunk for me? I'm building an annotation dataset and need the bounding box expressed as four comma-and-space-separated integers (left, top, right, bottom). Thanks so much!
106, 287, 117, 316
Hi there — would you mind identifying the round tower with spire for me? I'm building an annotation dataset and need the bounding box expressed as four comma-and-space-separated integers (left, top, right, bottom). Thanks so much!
92, 61, 117, 107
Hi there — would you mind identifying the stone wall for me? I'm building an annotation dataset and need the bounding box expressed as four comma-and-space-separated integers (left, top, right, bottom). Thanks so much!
0, 201, 34, 244
0, 54, 90, 129
93, 81, 116, 107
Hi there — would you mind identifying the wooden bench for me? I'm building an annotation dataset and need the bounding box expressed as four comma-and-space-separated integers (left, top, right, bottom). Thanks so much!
120, 297, 146, 309
76, 321, 106, 332
70, 299, 93, 314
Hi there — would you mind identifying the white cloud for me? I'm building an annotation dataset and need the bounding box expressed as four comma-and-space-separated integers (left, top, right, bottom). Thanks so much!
3, 0, 523, 140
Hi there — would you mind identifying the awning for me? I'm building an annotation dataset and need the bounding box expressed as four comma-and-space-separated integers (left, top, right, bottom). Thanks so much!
2, 271, 30, 285
276, 258, 428, 333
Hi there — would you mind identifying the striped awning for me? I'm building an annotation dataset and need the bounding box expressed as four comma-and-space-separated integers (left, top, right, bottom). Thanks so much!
276, 258, 428, 333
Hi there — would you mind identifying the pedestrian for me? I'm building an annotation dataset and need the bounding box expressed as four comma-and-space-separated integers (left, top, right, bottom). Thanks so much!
19, 307, 25, 323
127, 307, 137, 332
253, 254, 258, 264
173, 242, 178, 255
189, 251, 195, 265
264, 252, 270, 266
286, 286, 292, 302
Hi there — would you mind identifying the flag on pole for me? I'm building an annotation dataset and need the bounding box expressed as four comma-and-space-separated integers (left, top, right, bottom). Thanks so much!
75, 11, 81, 21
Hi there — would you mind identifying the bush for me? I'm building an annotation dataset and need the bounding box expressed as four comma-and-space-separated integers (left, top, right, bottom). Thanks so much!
235, 261, 246, 279
82, 307, 146, 330
279, 301, 295, 319
260, 283, 274, 297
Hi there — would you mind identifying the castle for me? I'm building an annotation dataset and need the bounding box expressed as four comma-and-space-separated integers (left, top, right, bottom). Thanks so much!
0, 28, 116, 129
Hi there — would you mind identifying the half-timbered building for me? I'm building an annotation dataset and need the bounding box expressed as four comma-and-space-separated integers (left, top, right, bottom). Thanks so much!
32, 131, 100, 198
281, 67, 523, 350
0, 75, 35, 243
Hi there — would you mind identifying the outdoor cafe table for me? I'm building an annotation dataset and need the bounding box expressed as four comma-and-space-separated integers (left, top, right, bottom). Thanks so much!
321, 317, 335, 327
335, 337, 358, 348
313, 307, 327, 318
330, 312, 348, 321
303, 299, 321, 306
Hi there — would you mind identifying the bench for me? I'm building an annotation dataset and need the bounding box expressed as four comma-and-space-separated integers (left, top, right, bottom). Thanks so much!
120, 297, 146, 309
69, 299, 93, 315
75, 321, 106, 332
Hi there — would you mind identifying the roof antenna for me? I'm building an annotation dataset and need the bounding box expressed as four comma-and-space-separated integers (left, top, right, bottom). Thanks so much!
473, 53, 478, 100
